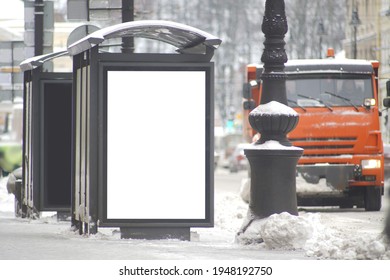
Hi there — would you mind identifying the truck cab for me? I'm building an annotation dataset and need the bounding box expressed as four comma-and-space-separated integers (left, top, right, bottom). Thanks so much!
244, 56, 390, 211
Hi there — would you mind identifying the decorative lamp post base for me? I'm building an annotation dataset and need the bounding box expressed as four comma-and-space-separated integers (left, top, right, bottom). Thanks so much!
238, 100, 303, 236
237, 0, 304, 239
246, 148, 302, 218
238, 146, 303, 236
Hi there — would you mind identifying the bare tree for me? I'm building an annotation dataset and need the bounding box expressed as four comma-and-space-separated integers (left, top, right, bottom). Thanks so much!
286, 0, 346, 59
135, 0, 346, 127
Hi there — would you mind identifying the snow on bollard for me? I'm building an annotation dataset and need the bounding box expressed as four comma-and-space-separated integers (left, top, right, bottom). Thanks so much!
248, 101, 299, 146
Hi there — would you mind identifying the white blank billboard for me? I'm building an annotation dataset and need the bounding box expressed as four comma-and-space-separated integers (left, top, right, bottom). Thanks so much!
106, 70, 207, 220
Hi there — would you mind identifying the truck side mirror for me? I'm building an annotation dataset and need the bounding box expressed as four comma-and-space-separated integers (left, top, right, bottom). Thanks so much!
383, 97, 390, 108
243, 80, 259, 99
243, 100, 256, 110
386, 80, 390, 97
243, 83, 251, 99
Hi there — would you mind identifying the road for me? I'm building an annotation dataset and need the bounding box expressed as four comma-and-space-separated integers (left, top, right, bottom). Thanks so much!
0, 169, 311, 260
214, 167, 249, 194
214, 166, 390, 238
0, 168, 388, 260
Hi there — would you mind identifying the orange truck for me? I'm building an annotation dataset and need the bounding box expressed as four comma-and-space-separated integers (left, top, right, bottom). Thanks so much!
243, 52, 390, 211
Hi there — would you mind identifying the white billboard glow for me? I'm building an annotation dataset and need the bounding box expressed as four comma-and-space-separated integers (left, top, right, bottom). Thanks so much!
106, 70, 206, 220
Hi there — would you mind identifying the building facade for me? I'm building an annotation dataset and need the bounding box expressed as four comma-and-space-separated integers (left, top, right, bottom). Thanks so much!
344, 0, 390, 142
344, 0, 380, 60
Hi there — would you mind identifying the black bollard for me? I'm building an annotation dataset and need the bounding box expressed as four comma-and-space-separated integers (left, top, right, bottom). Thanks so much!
246, 148, 302, 219
244, 102, 303, 220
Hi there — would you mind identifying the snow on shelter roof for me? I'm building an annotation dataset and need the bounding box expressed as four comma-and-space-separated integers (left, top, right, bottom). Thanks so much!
67, 20, 222, 56
19, 50, 69, 71
250, 58, 376, 74
285, 59, 375, 73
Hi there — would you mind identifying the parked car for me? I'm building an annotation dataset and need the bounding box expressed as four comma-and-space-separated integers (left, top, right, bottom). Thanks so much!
0, 101, 23, 176
229, 143, 250, 173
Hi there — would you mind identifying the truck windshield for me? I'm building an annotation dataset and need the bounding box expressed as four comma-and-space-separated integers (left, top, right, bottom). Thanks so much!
286, 76, 373, 108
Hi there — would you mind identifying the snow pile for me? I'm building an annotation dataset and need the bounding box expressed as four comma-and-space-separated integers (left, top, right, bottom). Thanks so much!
0, 177, 14, 213
239, 178, 251, 203
237, 212, 314, 249
306, 231, 390, 260
304, 210, 390, 259
236, 211, 390, 260
260, 212, 314, 249
296, 173, 334, 192
214, 192, 247, 233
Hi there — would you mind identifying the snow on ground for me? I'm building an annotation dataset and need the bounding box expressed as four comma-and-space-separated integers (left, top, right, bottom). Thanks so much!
1, 174, 390, 260
0, 177, 14, 213
238, 176, 390, 259
0, 174, 308, 260
237, 210, 390, 260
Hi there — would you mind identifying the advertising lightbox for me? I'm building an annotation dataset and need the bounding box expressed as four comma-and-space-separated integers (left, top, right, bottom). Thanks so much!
67, 20, 221, 236
101, 64, 213, 227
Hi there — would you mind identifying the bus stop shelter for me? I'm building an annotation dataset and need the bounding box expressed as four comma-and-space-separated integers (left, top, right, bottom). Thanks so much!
67, 20, 221, 239
19, 51, 73, 218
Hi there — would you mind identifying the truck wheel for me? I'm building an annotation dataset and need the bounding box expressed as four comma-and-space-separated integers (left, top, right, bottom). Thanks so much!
364, 187, 382, 211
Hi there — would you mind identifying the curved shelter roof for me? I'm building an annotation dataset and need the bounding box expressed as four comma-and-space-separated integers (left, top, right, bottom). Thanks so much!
19, 50, 68, 72
67, 20, 221, 56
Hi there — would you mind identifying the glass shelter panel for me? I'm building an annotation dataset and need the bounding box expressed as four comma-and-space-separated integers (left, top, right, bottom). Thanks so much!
24, 81, 33, 208
73, 65, 91, 224
42, 81, 72, 209
74, 68, 81, 220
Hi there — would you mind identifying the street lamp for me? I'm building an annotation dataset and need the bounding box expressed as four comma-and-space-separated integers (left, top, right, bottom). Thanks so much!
34, 0, 44, 57
317, 18, 327, 58
238, 0, 303, 237
350, 4, 361, 59
121, 0, 135, 53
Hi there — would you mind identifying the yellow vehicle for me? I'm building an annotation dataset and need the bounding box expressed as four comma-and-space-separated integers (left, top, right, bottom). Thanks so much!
0, 101, 22, 175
